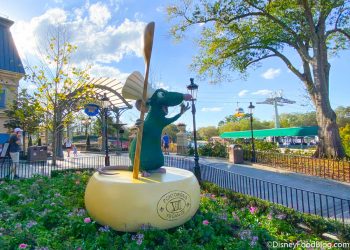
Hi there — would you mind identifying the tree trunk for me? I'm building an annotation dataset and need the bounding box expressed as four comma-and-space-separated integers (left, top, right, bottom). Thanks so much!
310, 33, 345, 158
52, 129, 57, 166
314, 95, 345, 158
55, 110, 64, 159
56, 128, 64, 159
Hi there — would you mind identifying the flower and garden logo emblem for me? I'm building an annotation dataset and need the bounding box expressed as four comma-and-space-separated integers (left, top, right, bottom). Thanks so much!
157, 191, 191, 221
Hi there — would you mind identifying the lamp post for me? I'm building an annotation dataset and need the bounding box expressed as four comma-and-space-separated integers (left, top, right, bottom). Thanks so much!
187, 78, 201, 183
102, 93, 110, 166
248, 102, 256, 162
82, 117, 92, 138
82, 117, 92, 150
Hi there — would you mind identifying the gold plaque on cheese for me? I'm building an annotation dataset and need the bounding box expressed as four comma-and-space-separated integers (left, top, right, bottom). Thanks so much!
157, 191, 191, 221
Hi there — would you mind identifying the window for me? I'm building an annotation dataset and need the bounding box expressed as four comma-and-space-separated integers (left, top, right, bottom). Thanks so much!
0, 89, 6, 108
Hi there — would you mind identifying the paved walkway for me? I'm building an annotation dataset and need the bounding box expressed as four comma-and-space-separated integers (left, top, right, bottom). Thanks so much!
177, 155, 350, 200
166, 155, 350, 223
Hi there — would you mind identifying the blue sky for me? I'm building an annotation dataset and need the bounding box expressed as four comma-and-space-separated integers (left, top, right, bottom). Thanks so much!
2, 0, 349, 131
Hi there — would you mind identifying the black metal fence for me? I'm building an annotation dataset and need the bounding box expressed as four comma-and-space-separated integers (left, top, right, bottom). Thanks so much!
0, 155, 131, 179
243, 150, 350, 183
165, 156, 350, 224
1, 155, 349, 224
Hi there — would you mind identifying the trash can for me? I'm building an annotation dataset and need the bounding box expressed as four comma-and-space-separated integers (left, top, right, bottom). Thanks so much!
228, 144, 243, 164
27, 146, 48, 162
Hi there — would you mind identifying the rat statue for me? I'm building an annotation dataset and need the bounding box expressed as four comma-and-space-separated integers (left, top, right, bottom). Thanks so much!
99, 71, 191, 177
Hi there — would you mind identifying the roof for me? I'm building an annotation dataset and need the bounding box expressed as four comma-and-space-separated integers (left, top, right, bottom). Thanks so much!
0, 16, 25, 75
220, 126, 319, 139
86, 77, 132, 109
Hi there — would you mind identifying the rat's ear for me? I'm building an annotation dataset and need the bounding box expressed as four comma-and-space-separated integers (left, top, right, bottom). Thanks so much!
135, 99, 149, 112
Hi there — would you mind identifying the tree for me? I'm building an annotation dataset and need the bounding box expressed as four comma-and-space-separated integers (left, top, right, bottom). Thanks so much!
335, 106, 350, 128
339, 124, 350, 157
168, 0, 350, 158
4, 89, 43, 154
279, 112, 317, 127
91, 112, 117, 137
218, 115, 240, 126
197, 126, 219, 140
218, 117, 273, 134
26, 29, 95, 164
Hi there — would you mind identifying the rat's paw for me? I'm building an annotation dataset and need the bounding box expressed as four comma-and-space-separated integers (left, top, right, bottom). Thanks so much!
135, 119, 143, 128
180, 102, 190, 114
158, 167, 166, 173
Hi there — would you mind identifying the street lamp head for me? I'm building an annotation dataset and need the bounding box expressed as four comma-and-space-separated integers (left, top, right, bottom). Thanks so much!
101, 93, 110, 109
248, 102, 255, 114
187, 78, 198, 100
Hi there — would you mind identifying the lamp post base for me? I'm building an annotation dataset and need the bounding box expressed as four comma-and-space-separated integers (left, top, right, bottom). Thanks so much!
105, 156, 110, 166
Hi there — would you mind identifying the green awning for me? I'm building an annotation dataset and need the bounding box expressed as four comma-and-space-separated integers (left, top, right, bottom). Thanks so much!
220, 126, 319, 139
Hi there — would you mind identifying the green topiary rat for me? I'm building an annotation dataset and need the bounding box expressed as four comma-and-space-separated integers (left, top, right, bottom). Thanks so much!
98, 88, 191, 176
128, 89, 191, 176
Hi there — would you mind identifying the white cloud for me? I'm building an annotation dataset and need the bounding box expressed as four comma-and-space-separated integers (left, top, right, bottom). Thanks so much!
238, 89, 249, 97
201, 107, 223, 112
261, 68, 281, 79
89, 2, 111, 27
252, 89, 273, 96
89, 64, 129, 82
12, 7, 146, 65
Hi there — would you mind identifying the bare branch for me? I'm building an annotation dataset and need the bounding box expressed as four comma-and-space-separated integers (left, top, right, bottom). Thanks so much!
245, 54, 277, 67
326, 28, 350, 40
301, 0, 317, 36
265, 46, 305, 80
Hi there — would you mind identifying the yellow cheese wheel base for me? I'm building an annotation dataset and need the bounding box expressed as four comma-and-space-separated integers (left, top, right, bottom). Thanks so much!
84, 167, 200, 232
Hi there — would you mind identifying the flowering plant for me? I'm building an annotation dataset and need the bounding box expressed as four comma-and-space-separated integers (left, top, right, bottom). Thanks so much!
0, 171, 345, 249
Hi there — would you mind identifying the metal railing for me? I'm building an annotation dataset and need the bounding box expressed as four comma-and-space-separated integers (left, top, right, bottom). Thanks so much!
0, 154, 349, 224
243, 150, 350, 183
165, 156, 350, 224
0, 155, 131, 179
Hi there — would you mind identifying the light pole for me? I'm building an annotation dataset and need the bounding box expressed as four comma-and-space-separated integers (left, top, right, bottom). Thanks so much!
248, 102, 256, 162
82, 117, 92, 138
102, 93, 110, 166
82, 117, 92, 150
187, 78, 201, 183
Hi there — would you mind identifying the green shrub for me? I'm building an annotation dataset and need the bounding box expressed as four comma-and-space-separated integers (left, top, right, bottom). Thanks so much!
198, 142, 228, 158
233, 139, 278, 152
0, 172, 345, 249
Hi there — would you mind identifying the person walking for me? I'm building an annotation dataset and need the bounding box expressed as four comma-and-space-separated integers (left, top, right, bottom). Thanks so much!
162, 133, 170, 155
72, 144, 78, 157
64, 138, 73, 157
8, 128, 22, 179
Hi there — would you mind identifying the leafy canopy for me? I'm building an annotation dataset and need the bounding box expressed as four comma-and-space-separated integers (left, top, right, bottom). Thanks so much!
4, 89, 43, 134
168, 0, 350, 81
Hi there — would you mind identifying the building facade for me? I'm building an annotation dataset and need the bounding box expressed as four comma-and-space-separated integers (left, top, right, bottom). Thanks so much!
0, 16, 25, 138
